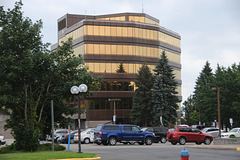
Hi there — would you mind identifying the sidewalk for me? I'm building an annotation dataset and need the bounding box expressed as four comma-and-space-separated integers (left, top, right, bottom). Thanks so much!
185, 144, 240, 151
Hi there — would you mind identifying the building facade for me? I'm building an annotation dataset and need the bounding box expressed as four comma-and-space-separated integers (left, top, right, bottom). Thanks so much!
52, 12, 181, 128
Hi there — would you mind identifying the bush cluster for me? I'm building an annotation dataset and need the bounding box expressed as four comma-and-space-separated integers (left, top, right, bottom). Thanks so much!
0, 143, 66, 154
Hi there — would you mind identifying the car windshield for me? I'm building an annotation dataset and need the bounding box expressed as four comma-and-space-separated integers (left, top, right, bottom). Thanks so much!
229, 128, 238, 133
201, 128, 209, 133
95, 125, 102, 131
141, 128, 147, 131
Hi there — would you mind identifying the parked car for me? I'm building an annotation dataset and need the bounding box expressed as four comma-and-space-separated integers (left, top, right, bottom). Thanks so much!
58, 130, 78, 144
221, 128, 240, 138
191, 125, 206, 130
141, 127, 168, 143
0, 135, 6, 145
201, 127, 223, 138
94, 124, 155, 145
174, 124, 189, 128
74, 128, 95, 144
167, 127, 213, 145
54, 129, 69, 143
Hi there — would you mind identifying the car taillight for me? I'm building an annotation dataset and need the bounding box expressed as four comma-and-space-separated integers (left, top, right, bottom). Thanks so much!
3, 138, 5, 140
64, 134, 68, 137
76, 134, 79, 136
99, 131, 102, 136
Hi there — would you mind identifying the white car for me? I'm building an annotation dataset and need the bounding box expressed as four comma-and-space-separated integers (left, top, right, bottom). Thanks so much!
74, 128, 95, 144
201, 127, 223, 138
0, 135, 6, 145
221, 128, 240, 138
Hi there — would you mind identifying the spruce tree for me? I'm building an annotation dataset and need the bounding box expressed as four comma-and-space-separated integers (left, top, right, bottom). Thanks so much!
152, 51, 180, 126
130, 63, 153, 126
193, 61, 215, 125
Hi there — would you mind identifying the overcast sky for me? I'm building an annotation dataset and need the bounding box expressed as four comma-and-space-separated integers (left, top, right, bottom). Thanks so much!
2, 0, 240, 105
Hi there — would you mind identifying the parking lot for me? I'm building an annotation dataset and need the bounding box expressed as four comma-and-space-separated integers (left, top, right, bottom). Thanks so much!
61, 141, 240, 160
2, 139, 239, 160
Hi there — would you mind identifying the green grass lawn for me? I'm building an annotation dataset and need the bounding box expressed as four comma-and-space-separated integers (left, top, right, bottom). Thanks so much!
0, 151, 98, 160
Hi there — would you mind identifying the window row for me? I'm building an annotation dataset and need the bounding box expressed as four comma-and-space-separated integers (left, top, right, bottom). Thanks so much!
84, 25, 159, 40
83, 44, 181, 64
100, 81, 134, 91
59, 25, 180, 48
159, 32, 180, 47
85, 62, 181, 79
89, 99, 132, 110
96, 16, 125, 21
59, 26, 84, 44
96, 15, 159, 25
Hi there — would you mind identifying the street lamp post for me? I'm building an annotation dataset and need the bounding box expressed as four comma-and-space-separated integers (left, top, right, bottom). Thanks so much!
70, 84, 88, 153
212, 87, 221, 138
108, 99, 121, 124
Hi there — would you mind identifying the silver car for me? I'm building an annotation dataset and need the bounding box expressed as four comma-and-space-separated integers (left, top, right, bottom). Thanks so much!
74, 128, 95, 144
54, 129, 69, 143
201, 128, 223, 138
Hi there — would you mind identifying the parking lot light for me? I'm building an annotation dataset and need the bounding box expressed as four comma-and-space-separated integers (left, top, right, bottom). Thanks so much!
70, 84, 88, 153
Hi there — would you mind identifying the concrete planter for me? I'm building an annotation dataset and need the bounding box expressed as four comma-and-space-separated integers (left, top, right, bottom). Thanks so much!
214, 138, 240, 145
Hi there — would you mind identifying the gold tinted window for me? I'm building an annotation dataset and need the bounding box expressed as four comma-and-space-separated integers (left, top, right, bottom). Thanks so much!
105, 26, 111, 36
111, 26, 117, 36
99, 26, 105, 36
117, 27, 122, 37
106, 45, 111, 54
100, 44, 105, 54
106, 63, 111, 73
116, 45, 122, 55
94, 44, 100, 54
112, 45, 117, 54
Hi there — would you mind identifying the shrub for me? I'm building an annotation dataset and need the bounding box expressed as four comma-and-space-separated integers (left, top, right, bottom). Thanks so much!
0, 143, 66, 154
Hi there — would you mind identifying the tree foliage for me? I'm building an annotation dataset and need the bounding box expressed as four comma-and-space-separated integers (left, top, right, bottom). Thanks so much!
193, 61, 216, 125
130, 63, 153, 127
0, 2, 101, 151
183, 61, 240, 129
152, 51, 180, 126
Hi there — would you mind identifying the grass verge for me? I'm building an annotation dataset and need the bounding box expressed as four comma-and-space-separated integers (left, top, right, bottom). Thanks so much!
0, 151, 98, 160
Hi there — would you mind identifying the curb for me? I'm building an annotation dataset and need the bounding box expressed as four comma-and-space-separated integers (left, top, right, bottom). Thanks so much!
52, 156, 101, 160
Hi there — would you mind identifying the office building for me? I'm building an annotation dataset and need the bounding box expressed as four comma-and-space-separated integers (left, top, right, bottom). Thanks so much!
52, 12, 181, 128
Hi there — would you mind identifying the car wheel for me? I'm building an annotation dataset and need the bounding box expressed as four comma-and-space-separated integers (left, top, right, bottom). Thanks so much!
109, 137, 117, 145
56, 138, 61, 144
179, 137, 186, 145
84, 138, 90, 144
160, 137, 167, 143
171, 141, 177, 145
145, 137, 153, 145
96, 142, 101, 145
230, 135, 236, 138
204, 137, 212, 145
195, 142, 202, 145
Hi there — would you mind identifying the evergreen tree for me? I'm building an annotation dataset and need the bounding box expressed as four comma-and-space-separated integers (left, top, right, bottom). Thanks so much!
194, 61, 215, 125
131, 63, 153, 126
152, 51, 180, 126
116, 63, 126, 73
213, 64, 240, 129
182, 95, 199, 125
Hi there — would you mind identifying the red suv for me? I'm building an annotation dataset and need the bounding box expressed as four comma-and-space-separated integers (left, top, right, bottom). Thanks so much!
167, 127, 213, 145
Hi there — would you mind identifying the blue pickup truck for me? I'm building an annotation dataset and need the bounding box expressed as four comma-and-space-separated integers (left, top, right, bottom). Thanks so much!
94, 124, 156, 145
